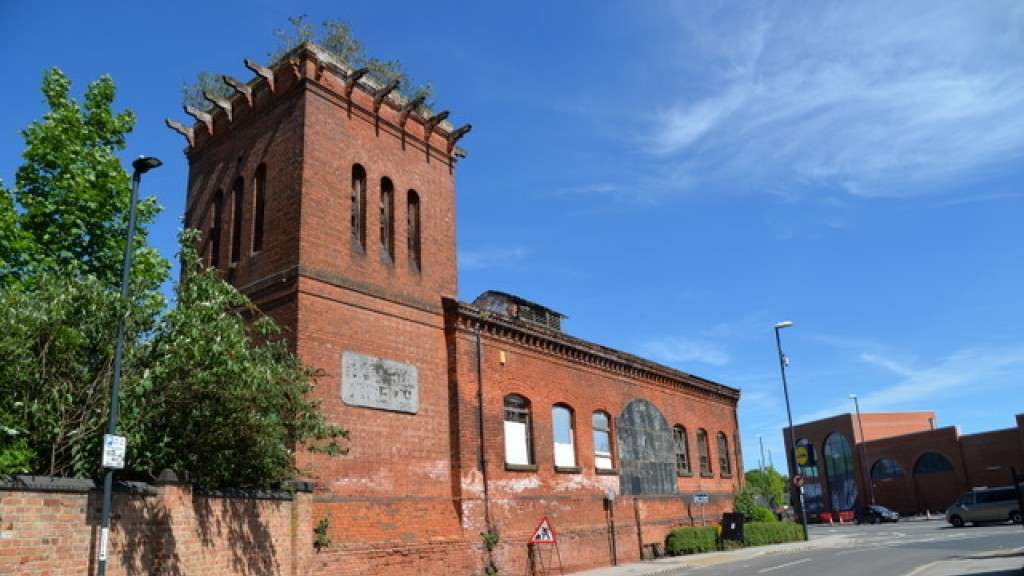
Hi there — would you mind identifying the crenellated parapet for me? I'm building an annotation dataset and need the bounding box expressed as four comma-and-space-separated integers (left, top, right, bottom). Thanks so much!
165, 42, 472, 168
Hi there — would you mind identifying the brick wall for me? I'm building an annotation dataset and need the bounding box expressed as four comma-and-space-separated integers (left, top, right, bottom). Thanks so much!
0, 476, 312, 576
177, 42, 743, 575
449, 307, 741, 574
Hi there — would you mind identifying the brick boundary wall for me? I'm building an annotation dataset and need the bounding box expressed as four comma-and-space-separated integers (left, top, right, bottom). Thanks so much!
0, 475, 313, 576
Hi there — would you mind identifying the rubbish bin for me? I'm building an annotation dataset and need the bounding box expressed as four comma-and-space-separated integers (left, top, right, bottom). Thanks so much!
721, 513, 744, 542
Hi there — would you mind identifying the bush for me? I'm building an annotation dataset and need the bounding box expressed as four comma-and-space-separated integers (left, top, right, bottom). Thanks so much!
743, 522, 804, 547
752, 506, 778, 523
733, 486, 757, 519
665, 526, 718, 555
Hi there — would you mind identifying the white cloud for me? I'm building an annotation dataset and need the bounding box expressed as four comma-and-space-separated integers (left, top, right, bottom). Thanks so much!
798, 344, 1024, 423
645, 2, 1024, 198
458, 246, 530, 271
638, 336, 730, 367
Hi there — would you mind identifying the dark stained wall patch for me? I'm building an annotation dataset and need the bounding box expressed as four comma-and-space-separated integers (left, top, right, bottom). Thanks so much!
616, 399, 678, 495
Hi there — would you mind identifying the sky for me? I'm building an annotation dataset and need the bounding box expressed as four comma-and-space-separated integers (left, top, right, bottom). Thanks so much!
2, 1, 1023, 473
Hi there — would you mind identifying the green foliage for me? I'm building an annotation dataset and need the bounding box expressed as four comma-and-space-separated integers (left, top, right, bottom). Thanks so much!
181, 71, 235, 112
745, 468, 787, 507
1, 68, 168, 302
0, 70, 346, 488
665, 526, 718, 556
313, 517, 331, 551
752, 506, 778, 523
0, 405, 34, 474
480, 529, 499, 552
274, 16, 433, 109
742, 522, 804, 547
733, 486, 757, 518
0, 272, 144, 477
121, 231, 347, 488
182, 16, 434, 113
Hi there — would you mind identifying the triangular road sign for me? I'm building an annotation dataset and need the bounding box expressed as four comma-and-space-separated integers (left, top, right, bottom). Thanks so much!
529, 516, 557, 544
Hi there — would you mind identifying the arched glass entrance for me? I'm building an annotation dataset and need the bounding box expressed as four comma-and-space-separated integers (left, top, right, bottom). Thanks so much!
823, 432, 858, 511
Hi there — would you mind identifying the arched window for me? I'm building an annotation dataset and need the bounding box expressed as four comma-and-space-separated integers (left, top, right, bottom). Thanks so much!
552, 404, 576, 469
379, 177, 394, 261
230, 176, 244, 264
210, 189, 223, 267
717, 432, 732, 475
252, 164, 267, 253
913, 452, 954, 475
697, 429, 712, 475
592, 411, 613, 470
871, 458, 905, 481
673, 426, 691, 475
503, 395, 533, 466
824, 432, 858, 511
407, 190, 421, 271
351, 164, 366, 250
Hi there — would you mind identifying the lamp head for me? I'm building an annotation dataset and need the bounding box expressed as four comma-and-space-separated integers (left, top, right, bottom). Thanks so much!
849, 393, 857, 400
132, 156, 163, 175
774, 321, 794, 329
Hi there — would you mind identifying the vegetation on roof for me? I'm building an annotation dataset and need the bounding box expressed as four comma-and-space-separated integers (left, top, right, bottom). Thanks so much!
182, 16, 434, 114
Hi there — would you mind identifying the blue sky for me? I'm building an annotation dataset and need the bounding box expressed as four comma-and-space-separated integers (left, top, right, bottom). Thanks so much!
3, 1, 1023, 472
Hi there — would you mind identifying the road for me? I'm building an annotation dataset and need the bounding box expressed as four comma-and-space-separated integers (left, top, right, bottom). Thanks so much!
681, 521, 1023, 576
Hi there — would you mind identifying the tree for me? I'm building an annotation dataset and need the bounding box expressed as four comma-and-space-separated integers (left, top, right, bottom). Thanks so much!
122, 232, 346, 487
2, 68, 168, 305
0, 70, 346, 487
745, 468, 788, 507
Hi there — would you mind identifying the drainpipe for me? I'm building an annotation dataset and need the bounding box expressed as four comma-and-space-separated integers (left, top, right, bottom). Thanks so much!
475, 326, 495, 559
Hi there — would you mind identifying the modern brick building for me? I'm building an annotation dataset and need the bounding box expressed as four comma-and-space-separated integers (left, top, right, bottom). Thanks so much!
784, 411, 1024, 520
171, 42, 743, 574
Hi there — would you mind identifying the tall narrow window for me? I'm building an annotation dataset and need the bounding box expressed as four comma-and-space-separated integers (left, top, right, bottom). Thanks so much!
717, 432, 732, 475
230, 176, 244, 264
592, 411, 613, 470
210, 189, 223, 267
252, 164, 266, 253
552, 405, 576, 469
504, 395, 533, 466
673, 425, 691, 475
697, 429, 712, 475
379, 177, 394, 261
407, 190, 421, 271
351, 164, 366, 250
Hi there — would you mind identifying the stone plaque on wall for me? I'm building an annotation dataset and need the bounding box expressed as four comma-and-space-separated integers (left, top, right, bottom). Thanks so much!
341, 351, 419, 414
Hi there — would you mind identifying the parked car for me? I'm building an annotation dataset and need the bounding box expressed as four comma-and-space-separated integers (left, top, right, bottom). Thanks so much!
855, 505, 900, 524
946, 486, 1022, 527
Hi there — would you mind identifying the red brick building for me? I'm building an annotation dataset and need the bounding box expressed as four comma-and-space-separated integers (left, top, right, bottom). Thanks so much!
172, 42, 743, 574
784, 412, 1024, 519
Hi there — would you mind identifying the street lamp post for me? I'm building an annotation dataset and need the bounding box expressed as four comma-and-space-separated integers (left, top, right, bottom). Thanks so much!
757, 434, 766, 474
775, 320, 809, 541
96, 156, 162, 576
850, 393, 876, 506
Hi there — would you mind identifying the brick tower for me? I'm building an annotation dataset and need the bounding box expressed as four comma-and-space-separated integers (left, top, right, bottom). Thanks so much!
171, 41, 744, 576
172, 42, 476, 574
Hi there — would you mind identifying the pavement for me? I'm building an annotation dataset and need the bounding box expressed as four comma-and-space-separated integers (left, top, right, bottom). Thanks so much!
570, 521, 1024, 576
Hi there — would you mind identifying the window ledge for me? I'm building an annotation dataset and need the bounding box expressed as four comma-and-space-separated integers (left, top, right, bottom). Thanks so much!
505, 463, 537, 472
700, 472, 715, 479
720, 473, 733, 479
677, 471, 694, 478
596, 468, 619, 476
554, 466, 582, 474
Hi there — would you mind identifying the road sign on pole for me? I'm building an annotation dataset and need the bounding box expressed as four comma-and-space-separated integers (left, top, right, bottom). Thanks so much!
693, 493, 710, 505
529, 517, 557, 545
